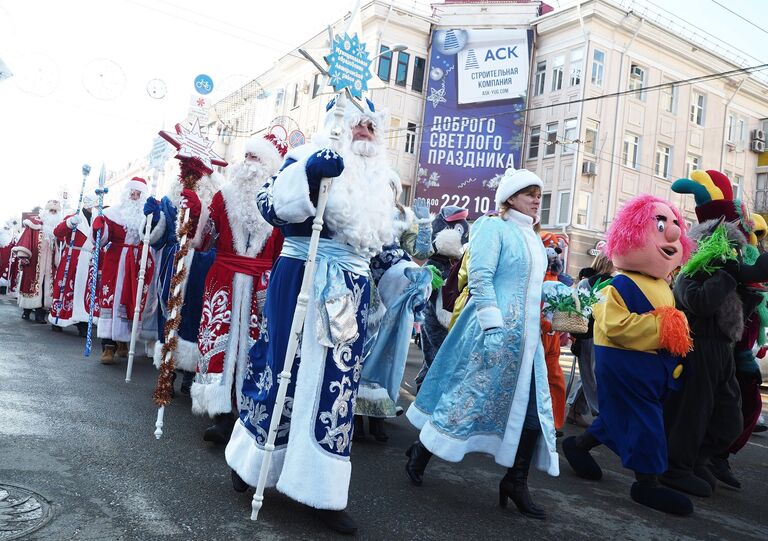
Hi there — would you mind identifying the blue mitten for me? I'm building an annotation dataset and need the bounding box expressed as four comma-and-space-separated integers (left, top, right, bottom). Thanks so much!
483, 328, 504, 354
412, 198, 430, 220
305, 148, 344, 190
143, 197, 160, 218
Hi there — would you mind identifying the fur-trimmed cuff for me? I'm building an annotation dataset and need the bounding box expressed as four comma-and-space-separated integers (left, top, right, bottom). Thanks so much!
11, 246, 32, 258
189, 205, 210, 249
272, 155, 316, 223
148, 212, 166, 246
477, 306, 503, 330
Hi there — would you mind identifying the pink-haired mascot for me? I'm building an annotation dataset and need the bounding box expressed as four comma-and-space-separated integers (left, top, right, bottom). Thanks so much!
562, 194, 696, 515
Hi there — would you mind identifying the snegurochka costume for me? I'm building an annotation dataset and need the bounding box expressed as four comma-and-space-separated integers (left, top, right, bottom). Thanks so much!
563, 194, 697, 516
225, 98, 396, 534
405, 168, 559, 521
353, 191, 433, 441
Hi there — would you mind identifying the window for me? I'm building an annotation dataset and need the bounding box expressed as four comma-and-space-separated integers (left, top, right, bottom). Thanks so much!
756, 173, 768, 211
292, 83, 300, 108
655, 144, 671, 178
661, 81, 677, 113
395, 51, 410, 87
389, 117, 401, 150
534, 61, 546, 95
685, 154, 701, 177
727, 113, 736, 142
591, 49, 605, 86
575, 191, 590, 227
584, 120, 599, 155
540, 193, 552, 225
738, 119, 745, 142
569, 48, 583, 86
562, 118, 577, 155
551, 55, 564, 91
312, 73, 322, 99
377, 45, 392, 82
405, 122, 417, 154
545, 122, 558, 156
690, 92, 705, 125
733, 175, 742, 199
557, 191, 571, 224
622, 133, 640, 168
629, 63, 645, 101
528, 126, 541, 159
412, 56, 426, 93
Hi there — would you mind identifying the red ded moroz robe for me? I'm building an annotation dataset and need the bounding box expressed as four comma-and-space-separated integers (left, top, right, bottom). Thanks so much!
11, 217, 59, 309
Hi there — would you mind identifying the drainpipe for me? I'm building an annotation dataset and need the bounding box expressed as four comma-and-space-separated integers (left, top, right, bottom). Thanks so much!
604, 14, 644, 231
719, 77, 747, 172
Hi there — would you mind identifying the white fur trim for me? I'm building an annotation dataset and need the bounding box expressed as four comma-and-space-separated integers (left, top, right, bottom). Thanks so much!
11, 246, 32, 258
272, 151, 316, 224
244, 137, 283, 175
477, 306, 503, 330
191, 374, 233, 416
190, 205, 210, 249
495, 168, 543, 210
22, 219, 41, 230
226, 420, 286, 489
434, 228, 464, 260
153, 338, 200, 372
148, 212, 166, 245
275, 283, 352, 510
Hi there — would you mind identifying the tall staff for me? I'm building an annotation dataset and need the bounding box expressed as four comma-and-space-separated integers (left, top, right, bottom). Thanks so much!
84, 165, 107, 357
125, 168, 161, 383
250, 92, 347, 521
54, 164, 91, 325
152, 120, 227, 438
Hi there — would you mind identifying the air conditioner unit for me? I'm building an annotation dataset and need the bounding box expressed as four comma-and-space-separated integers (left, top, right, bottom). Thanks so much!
630, 65, 644, 79
750, 139, 766, 153
751, 128, 765, 142
582, 160, 597, 176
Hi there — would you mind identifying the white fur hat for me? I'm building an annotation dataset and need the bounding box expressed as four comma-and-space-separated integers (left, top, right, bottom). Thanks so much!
494, 168, 543, 210
82, 194, 98, 209
44, 199, 61, 212
244, 136, 284, 176
127, 177, 148, 194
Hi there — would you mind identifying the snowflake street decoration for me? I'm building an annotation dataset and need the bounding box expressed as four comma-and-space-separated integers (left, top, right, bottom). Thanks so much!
325, 32, 372, 99
159, 118, 227, 173
418, 169, 441, 188
483, 174, 504, 189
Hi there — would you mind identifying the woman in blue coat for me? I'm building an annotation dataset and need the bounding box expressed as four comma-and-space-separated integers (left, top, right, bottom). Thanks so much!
405, 168, 558, 520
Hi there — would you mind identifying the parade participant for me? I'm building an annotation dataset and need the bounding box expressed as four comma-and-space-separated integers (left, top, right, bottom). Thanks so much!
225, 97, 395, 535
92, 177, 161, 364
540, 233, 567, 432
144, 170, 223, 396
670, 170, 768, 491
414, 206, 469, 391
12, 200, 62, 323
0, 219, 17, 295
405, 168, 559, 521
48, 194, 98, 336
353, 179, 433, 442
562, 194, 696, 516
180, 136, 284, 443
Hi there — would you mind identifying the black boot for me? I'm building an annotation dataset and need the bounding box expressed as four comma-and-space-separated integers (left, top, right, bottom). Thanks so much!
77, 322, 88, 338
310, 508, 358, 535
21, 309, 31, 320
708, 456, 741, 490
404, 440, 432, 486
499, 428, 547, 520
562, 432, 603, 481
203, 412, 236, 444
51, 324, 63, 332
631, 473, 693, 516
353, 415, 365, 442
368, 417, 389, 443
34, 308, 47, 323
231, 469, 249, 493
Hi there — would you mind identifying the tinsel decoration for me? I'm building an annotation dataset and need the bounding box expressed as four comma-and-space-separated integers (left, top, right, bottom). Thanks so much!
681, 224, 737, 276
153, 166, 202, 407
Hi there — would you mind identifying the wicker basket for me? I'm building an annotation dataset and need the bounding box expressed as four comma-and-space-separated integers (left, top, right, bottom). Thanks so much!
550, 290, 589, 334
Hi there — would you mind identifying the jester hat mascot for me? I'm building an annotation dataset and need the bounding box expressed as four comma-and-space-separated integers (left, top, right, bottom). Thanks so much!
668, 169, 768, 492
562, 194, 697, 516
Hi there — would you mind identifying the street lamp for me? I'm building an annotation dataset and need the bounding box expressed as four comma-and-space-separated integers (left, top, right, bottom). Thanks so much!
371, 43, 408, 60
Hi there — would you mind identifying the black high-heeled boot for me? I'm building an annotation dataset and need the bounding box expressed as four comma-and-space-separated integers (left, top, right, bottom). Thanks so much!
404, 440, 433, 486
368, 417, 389, 442
499, 428, 547, 520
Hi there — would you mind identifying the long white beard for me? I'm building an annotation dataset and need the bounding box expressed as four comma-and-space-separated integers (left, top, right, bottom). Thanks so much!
0, 229, 12, 247
323, 142, 394, 258
118, 199, 147, 241
40, 212, 60, 241
226, 161, 270, 232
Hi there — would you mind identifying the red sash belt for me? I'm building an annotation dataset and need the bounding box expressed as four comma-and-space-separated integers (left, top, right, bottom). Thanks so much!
215, 251, 272, 277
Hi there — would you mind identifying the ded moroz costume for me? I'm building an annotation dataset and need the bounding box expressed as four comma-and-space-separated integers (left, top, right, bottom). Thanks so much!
562, 194, 697, 516
225, 97, 395, 534
180, 135, 285, 443
48, 194, 99, 335
12, 200, 63, 322
0, 220, 18, 295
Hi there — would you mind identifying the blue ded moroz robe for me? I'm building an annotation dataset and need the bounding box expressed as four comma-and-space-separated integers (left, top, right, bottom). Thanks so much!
406, 210, 559, 474
225, 144, 381, 510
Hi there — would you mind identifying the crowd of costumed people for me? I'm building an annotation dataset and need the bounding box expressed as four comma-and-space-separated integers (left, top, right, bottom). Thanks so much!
3, 97, 767, 535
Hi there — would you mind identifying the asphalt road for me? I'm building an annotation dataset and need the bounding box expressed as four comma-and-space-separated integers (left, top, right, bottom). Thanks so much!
1, 294, 766, 541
